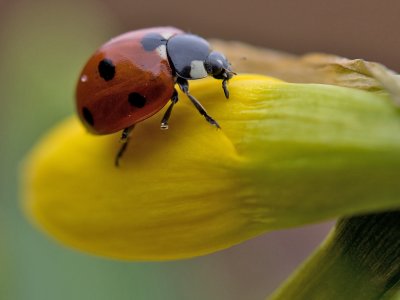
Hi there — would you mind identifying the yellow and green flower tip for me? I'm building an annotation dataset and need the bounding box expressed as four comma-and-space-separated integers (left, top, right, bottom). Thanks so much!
23, 74, 400, 260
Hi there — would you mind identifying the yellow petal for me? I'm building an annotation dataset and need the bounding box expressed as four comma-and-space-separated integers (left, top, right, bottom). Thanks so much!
23, 74, 400, 260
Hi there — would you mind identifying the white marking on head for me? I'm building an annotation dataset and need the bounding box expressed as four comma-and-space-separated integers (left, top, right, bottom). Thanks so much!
155, 44, 167, 60
161, 32, 174, 40
190, 60, 208, 79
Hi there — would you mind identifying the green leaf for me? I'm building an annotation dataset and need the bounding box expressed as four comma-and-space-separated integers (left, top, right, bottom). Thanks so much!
270, 212, 400, 300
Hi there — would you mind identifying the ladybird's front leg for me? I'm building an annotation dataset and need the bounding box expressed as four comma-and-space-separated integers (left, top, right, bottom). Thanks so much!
222, 78, 229, 99
115, 125, 135, 167
176, 77, 220, 129
160, 89, 179, 130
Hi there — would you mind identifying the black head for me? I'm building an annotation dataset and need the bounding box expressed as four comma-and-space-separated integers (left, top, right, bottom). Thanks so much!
204, 51, 235, 98
204, 51, 234, 80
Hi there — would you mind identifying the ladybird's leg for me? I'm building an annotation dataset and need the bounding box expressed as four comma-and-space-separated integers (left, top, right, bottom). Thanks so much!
115, 124, 135, 167
176, 77, 220, 129
222, 78, 230, 99
160, 89, 179, 130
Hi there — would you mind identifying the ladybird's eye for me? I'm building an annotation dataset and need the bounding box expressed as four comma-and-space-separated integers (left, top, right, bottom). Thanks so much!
204, 51, 228, 78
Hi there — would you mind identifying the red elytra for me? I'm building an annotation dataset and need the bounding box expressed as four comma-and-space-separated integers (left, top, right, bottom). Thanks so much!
76, 27, 183, 135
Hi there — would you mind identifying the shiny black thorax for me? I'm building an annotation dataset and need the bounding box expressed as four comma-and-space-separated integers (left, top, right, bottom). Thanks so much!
140, 32, 210, 79
166, 34, 210, 79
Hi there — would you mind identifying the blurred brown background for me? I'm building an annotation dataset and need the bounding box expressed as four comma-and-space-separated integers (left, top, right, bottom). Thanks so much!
0, 0, 397, 300
91, 0, 400, 70
3, 0, 397, 68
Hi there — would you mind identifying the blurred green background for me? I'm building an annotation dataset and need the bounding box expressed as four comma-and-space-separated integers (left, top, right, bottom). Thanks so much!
1, 0, 399, 299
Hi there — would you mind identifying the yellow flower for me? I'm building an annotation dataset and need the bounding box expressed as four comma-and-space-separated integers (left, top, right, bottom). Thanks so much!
23, 74, 400, 260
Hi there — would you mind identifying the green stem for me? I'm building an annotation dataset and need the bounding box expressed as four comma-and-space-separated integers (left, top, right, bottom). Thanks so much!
269, 212, 400, 300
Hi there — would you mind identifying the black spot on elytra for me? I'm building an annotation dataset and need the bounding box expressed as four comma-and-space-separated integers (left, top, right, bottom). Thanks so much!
82, 107, 94, 126
98, 58, 115, 81
128, 92, 146, 108
141, 33, 167, 51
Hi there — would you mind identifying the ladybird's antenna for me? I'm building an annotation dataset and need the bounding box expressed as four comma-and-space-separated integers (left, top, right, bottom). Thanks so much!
223, 69, 236, 79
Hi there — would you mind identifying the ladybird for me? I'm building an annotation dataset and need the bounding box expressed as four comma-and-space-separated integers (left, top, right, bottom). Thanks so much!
76, 27, 235, 166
